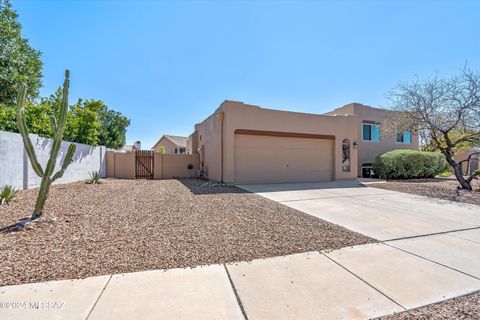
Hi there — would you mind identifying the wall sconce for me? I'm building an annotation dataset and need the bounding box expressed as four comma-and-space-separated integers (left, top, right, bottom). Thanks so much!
353, 141, 358, 149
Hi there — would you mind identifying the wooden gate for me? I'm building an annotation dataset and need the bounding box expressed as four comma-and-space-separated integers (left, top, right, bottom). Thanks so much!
135, 150, 154, 179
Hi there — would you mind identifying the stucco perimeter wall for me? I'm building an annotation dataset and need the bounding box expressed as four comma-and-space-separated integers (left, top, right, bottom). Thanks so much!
107, 151, 136, 179
0, 130, 106, 190
162, 154, 199, 178
106, 151, 199, 179
197, 101, 359, 183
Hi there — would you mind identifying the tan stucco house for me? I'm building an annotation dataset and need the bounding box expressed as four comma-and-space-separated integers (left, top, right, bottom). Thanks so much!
188, 100, 419, 184
326, 103, 419, 178
152, 135, 188, 154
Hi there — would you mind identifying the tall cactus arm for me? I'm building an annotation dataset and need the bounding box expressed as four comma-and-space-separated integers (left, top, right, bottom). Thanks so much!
44, 70, 70, 178
50, 115, 57, 133
51, 143, 76, 182
57, 69, 70, 137
16, 84, 45, 177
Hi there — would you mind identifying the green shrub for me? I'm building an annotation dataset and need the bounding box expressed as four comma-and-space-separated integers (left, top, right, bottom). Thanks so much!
373, 150, 448, 179
1, 185, 19, 205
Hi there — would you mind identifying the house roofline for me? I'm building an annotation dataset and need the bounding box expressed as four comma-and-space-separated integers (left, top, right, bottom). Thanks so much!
151, 135, 188, 150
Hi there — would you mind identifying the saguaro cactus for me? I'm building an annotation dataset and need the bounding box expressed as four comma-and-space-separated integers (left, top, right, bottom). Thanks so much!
16, 70, 76, 220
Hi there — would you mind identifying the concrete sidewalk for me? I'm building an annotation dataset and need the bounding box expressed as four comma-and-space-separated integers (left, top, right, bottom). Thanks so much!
2, 229, 480, 320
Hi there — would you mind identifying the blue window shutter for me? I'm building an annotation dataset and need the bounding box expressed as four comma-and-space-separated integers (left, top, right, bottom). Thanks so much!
372, 125, 380, 141
404, 131, 411, 144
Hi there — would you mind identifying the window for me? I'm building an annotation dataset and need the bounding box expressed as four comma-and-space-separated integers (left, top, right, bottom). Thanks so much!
396, 130, 411, 144
175, 147, 186, 154
342, 139, 350, 172
362, 123, 380, 142
361, 163, 378, 178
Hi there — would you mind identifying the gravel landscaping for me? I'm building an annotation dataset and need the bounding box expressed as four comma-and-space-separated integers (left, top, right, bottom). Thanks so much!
381, 291, 480, 320
370, 177, 480, 206
0, 179, 374, 286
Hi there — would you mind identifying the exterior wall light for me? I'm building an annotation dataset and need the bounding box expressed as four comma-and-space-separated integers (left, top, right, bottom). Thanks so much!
353, 141, 358, 149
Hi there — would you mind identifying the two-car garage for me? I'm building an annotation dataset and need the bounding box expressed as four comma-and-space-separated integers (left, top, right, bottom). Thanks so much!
234, 130, 335, 184
194, 101, 358, 184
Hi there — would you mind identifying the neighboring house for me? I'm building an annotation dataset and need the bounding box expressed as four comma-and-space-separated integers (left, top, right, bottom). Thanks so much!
454, 147, 480, 176
119, 141, 141, 152
152, 135, 188, 154
188, 100, 418, 184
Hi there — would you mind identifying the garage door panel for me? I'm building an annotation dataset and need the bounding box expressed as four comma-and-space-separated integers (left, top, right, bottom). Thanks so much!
234, 134, 334, 184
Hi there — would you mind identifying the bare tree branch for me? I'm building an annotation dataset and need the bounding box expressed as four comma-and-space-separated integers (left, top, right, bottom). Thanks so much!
386, 67, 480, 190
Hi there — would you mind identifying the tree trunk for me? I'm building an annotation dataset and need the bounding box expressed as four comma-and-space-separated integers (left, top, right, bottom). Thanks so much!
451, 163, 472, 190
443, 150, 472, 190
32, 176, 51, 220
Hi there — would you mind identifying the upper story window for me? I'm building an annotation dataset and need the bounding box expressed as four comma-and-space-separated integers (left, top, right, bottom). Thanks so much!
396, 130, 411, 144
175, 147, 187, 154
362, 123, 380, 142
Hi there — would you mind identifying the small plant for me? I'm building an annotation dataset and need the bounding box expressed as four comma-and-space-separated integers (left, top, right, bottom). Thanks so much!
0, 185, 19, 205
87, 171, 102, 184
437, 170, 453, 178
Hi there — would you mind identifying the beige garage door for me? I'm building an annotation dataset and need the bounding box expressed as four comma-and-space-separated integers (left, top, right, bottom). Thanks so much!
234, 134, 334, 184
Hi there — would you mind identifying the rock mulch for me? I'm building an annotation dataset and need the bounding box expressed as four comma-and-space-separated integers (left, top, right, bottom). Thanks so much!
0, 179, 374, 286
370, 177, 480, 206
381, 291, 480, 320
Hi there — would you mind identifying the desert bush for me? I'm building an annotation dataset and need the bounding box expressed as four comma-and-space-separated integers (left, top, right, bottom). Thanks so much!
1, 185, 19, 205
87, 171, 102, 184
373, 150, 448, 179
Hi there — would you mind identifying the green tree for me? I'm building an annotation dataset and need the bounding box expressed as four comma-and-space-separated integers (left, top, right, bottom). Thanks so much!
420, 129, 479, 152
0, 103, 16, 131
156, 145, 167, 154
1, 85, 130, 148
0, 0, 43, 104
98, 108, 130, 149
36, 92, 105, 145
0, 101, 52, 136
24, 101, 53, 137
68, 99, 103, 145
38, 87, 77, 141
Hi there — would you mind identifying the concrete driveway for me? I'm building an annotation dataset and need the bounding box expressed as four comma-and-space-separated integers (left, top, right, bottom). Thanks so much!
238, 180, 480, 241
232, 180, 480, 318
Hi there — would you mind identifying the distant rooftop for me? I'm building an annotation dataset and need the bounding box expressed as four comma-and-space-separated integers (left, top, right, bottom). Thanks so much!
152, 135, 188, 149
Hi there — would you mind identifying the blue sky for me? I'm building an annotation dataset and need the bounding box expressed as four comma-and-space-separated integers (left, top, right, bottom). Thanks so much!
14, 0, 480, 148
